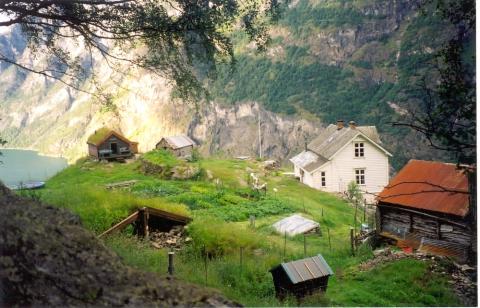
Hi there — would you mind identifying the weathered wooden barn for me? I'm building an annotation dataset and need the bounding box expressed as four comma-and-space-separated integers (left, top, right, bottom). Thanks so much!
87, 128, 138, 160
376, 160, 474, 262
270, 254, 333, 300
156, 135, 196, 158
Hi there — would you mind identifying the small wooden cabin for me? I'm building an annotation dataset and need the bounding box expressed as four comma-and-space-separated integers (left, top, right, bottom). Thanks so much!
87, 127, 138, 160
270, 254, 333, 300
155, 135, 196, 159
376, 160, 473, 262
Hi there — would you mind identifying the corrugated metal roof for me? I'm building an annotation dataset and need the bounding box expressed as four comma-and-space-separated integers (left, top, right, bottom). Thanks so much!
378, 160, 470, 217
272, 214, 319, 236
278, 254, 334, 284
290, 151, 329, 173
290, 151, 319, 167
162, 135, 196, 149
307, 124, 384, 159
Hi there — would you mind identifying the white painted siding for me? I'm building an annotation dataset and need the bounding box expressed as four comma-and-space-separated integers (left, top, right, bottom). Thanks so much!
329, 136, 389, 201
294, 165, 300, 177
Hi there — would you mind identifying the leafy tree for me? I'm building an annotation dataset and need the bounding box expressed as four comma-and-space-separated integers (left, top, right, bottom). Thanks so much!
346, 181, 363, 204
0, 0, 283, 102
394, 0, 475, 166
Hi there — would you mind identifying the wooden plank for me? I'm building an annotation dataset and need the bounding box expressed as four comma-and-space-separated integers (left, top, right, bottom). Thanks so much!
146, 207, 191, 224
98, 211, 139, 238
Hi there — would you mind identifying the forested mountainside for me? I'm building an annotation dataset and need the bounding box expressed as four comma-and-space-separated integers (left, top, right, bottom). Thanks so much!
0, 0, 473, 169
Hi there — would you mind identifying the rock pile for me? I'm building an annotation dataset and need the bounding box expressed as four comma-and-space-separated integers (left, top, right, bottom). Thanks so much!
431, 261, 477, 306
358, 247, 408, 271
150, 226, 191, 250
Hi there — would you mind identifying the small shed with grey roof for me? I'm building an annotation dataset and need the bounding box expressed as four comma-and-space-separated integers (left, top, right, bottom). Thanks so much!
156, 135, 196, 159
270, 254, 334, 299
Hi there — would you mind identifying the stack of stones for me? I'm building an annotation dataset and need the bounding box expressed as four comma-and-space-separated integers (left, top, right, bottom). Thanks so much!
150, 226, 191, 250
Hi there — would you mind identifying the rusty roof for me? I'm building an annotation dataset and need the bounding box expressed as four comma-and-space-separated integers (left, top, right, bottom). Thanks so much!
271, 254, 333, 284
378, 160, 470, 217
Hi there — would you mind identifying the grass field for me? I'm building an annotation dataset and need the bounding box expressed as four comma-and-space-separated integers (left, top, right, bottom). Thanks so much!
37, 155, 461, 306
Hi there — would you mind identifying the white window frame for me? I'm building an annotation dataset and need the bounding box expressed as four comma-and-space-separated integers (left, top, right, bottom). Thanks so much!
354, 142, 365, 158
321, 171, 326, 187
355, 168, 365, 185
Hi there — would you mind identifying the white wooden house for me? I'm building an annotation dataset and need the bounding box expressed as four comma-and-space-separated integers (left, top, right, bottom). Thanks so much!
290, 120, 392, 202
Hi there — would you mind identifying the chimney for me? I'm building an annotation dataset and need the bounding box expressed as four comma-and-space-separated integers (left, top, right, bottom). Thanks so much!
336, 120, 344, 130
349, 121, 356, 129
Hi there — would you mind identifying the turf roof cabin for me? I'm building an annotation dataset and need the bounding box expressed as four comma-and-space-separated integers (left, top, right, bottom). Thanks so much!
376, 160, 474, 262
87, 128, 138, 161
155, 135, 196, 159
270, 254, 334, 300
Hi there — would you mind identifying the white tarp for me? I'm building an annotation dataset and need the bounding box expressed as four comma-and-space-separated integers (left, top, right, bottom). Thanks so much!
272, 214, 319, 236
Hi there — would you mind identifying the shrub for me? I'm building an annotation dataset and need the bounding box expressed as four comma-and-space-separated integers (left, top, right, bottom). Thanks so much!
187, 216, 265, 255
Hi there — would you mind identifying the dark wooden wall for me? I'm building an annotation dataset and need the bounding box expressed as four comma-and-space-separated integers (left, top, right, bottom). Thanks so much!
98, 135, 130, 153
88, 144, 98, 158
378, 204, 472, 248
156, 140, 193, 158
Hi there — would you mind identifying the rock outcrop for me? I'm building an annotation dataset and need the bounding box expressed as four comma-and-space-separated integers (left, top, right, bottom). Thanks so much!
0, 184, 235, 306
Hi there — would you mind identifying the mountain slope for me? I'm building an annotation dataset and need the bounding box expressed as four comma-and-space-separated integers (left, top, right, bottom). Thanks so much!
0, 0, 467, 168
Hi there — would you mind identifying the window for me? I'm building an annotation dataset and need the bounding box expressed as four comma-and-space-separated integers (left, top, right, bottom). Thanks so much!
355, 169, 365, 185
354, 142, 364, 157
321, 172, 326, 187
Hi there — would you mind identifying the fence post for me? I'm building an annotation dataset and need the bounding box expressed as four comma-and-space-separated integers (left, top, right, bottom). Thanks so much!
303, 234, 307, 257
327, 227, 332, 252
240, 247, 244, 273
138, 207, 149, 238
168, 251, 174, 275
363, 199, 367, 223
353, 200, 358, 236
350, 227, 355, 256
203, 245, 208, 286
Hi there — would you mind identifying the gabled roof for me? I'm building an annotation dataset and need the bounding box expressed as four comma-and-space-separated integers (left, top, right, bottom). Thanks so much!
307, 124, 388, 159
157, 135, 196, 150
272, 214, 319, 236
270, 254, 333, 284
87, 127, 134, 147
378, 160, 470, 217
290, 123, 390, 173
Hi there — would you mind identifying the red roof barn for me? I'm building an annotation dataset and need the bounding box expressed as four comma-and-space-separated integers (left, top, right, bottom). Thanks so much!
376, 160, 474, 262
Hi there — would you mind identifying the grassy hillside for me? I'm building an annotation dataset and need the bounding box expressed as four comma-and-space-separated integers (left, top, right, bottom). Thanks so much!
31, 155, 461, 306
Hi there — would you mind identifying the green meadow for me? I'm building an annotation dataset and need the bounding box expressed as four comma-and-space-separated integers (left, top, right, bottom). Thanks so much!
35, 153, 460, 306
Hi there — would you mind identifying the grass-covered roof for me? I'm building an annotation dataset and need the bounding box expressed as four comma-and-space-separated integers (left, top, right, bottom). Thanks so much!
87, 127, 114, 146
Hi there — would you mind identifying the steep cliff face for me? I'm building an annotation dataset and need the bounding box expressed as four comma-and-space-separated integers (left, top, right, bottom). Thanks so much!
0, 38, 319, 162
0, 0, 459, 167
189, 102, 322, 159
